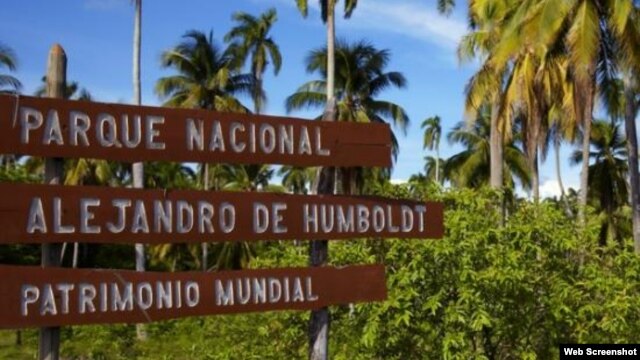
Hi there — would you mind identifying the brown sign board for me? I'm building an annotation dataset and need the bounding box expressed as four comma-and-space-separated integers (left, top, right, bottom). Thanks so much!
0, 264, 386, 328
0, 183, 444, 244
0, 95, 392, 167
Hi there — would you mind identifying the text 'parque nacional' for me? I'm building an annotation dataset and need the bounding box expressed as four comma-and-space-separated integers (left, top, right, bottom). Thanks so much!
0, 95, 392, 167
0, 264, 386, 328
0, 183, 444, 244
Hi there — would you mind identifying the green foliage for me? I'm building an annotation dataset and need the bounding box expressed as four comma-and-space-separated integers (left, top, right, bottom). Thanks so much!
3, 187, 637, 359
0, 42, 22, 93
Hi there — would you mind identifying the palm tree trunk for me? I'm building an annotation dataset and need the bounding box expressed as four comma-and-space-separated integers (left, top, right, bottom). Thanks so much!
490, 96, 503, 189
255, 70, 264, 114
532, 151, 539, 202
326, 1, 335, 103
309, 2, 335, 359
435, 146, 440, 185
132, 0, 147, 342
202, 163, 209, 271
623, 76, 640, 253
528, 127, 540, 203
555, 137, 572, 217
577, 77, 594, 226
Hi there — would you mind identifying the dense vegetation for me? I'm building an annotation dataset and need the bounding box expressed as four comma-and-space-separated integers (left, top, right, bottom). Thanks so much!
3, 186, 640, 359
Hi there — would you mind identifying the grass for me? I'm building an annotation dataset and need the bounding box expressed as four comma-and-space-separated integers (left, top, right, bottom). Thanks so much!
0, 330, 38, 360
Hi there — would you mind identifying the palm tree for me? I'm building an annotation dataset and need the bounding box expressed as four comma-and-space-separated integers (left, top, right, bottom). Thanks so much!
224, 8, 282, 114
131, 0, 146, 341
503, 50, 569, 202
296, 0, 359, 114
0, 43, 21, 93
458, 0, 515, 191
294, 3, 358, 358
156, 30, 253, 112
286, 40, 409, 193
445, 104, 530, 190
144, 162, 196, 189
623, 74, 640, 252
222, 164, 280, 192
422, 116, 442, 184
487, 0, 640, 224
423, 155, 445, 185
571, 120, 629, 245
279, 166, 316, 194
156, 29, 253, 271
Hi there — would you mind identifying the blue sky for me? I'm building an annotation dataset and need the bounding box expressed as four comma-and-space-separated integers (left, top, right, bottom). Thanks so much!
1, 0, 580, 196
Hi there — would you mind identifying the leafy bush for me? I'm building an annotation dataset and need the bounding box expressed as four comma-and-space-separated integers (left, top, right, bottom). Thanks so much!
2, 186, 639, 359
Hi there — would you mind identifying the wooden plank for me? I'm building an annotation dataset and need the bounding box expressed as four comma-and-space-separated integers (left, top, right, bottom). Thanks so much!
0, 95, 392, 167
0, 264, 386, 328
0, 183, 444, 244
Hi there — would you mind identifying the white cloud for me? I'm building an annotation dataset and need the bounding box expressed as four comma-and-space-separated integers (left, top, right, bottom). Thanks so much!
274, 0, 467, 52
390, 178, 408, 185
351, 0, 467, 50
539, 179, 578, 199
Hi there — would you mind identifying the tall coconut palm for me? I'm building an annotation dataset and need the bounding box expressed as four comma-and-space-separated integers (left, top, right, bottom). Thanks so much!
156, 30, 253, 112
294, 3, 359, 358
608, 3, 640, 251
0, 43, 21, 93
130, 0, 146, 341
422, 116, 442, 184
623, 74, 640, 252
502, 49, 569, 202
224, 8, 282, 114
487, 0, 640, 224
286, 40, 409, 193
156, 30, 253, 271
571, 120, 629, 245
445, 104, 530, 190
458, 0, 517, 191
296, 0, 358, 110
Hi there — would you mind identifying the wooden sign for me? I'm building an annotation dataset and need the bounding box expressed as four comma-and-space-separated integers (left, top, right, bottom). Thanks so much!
0, 95, 392, 167
0, 264, 386, 328
0, 183, 444, 244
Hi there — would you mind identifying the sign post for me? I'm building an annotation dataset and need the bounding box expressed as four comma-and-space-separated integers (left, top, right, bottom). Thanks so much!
0, 48, 444, 359
39, 43, 66, 360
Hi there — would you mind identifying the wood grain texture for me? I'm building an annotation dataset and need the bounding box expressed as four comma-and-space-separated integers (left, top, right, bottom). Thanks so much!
0, 95, 392, 167
0, 183, 444, 244
0, 264, 386, 328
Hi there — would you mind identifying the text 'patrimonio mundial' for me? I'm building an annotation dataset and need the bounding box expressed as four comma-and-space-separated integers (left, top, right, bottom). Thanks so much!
20, 276, 319, 317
